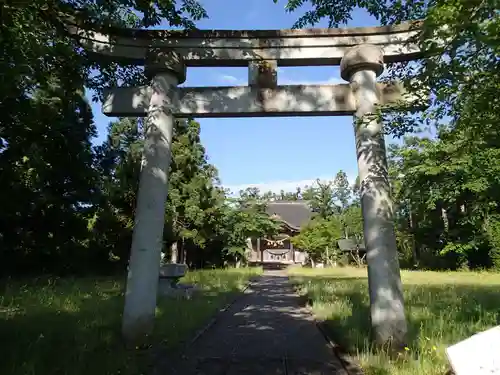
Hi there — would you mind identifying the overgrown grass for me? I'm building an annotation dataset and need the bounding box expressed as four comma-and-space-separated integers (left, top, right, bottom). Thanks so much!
0, 267, 262, 375
289, 267, 500, 375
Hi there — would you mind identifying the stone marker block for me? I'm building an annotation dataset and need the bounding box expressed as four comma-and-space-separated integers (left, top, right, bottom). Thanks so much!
159, 263, 188, 279
158, 279, 199, 299
158, 263, 198, 299
446, 325, 500, 375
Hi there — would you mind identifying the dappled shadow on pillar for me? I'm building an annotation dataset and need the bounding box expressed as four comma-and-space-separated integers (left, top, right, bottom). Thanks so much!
353, 108, 407, 347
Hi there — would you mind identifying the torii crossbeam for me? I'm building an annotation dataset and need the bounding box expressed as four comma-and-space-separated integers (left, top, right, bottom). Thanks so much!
102, 82, 419, 118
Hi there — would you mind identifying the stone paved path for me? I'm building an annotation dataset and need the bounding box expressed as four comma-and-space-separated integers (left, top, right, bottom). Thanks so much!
167, 270, 349, 374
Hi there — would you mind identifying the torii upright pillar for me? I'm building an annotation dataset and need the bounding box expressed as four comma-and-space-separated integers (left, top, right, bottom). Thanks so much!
121, 50, 186, 343
340, 44, 407, 348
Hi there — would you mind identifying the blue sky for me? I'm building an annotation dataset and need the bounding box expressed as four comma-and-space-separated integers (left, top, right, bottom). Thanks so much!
90, 0, 390, 194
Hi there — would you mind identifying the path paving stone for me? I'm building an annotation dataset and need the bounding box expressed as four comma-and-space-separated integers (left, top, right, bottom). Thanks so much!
167, 270, 349, 375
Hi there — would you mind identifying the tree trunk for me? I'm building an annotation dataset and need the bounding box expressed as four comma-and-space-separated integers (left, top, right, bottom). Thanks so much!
170, 241, 178, 263
245, 237, 253, 262
408, 203, 418, 267
441, 207, 449, 233
180, 239, 187, 265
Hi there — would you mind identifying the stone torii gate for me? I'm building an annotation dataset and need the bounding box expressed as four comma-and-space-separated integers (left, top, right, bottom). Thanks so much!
68, 21, 423, 345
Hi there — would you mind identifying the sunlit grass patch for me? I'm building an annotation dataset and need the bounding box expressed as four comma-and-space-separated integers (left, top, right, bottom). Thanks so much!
289, 266, 500, 375
0, 267, 262, 375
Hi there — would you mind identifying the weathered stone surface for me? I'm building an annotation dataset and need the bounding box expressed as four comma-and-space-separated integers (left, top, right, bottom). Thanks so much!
158, 280, 199, 299
121, 67, 179, 344
343, 43, 408, 347
248, 60, 278, 88
145, 50, 186, 83
66, 21, 422, 66
159, 263, 188, 279
102, 84, 358, 117
101, 81, 420, 118
158, 263, 193, 299
340, 44, 384, 81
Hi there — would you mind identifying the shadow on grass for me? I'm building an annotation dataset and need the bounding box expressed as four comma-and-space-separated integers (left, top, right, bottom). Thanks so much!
0, 271, 256, 375
292, 276, 374, 353
292, 273, 500, 375
0, 293, 132, 375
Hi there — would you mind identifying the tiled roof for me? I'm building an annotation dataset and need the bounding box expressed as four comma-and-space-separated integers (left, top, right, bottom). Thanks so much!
265, 201, 314, 230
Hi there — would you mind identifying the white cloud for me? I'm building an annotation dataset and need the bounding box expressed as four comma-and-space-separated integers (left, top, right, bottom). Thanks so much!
277, 68, 344, 85
279, 75, 344, 86
214, 74, 246, 86
212, 70, 344, 87
224, 173, 357, 196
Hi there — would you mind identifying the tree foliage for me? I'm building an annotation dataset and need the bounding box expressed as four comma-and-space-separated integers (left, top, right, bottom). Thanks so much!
218, 198, 280, 264
278, 0, 500, 271
291, 216, 343, 263
2, 0, 500, 276
0, 0, 209, 275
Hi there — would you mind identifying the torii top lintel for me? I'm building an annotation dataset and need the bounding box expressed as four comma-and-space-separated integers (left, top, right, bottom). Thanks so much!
68, 20, 423, 67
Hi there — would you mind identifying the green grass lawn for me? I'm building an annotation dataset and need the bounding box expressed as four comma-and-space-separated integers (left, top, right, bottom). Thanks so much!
0, 267, 262, 375
289, 266, 500, 375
